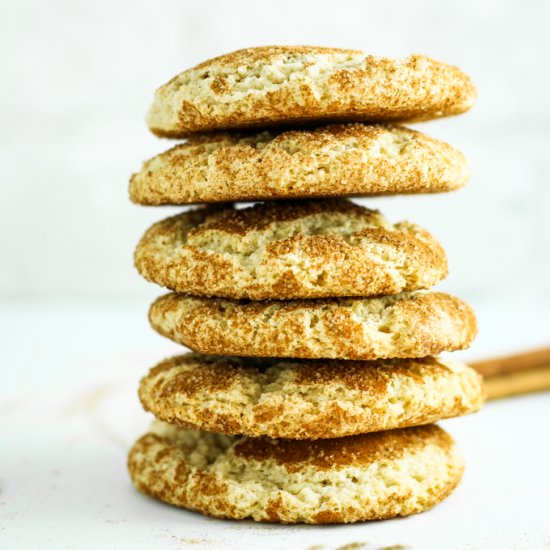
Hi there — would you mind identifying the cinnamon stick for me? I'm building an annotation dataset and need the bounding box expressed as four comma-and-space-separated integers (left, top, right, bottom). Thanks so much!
482, 365, 550, 400
471, 346, 550, 377
470, 346, 550, 400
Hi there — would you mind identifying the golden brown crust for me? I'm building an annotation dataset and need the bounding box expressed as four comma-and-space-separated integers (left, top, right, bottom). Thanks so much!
146, 46, 476, 137
139, 354, 484, 439
148, 291, 477, 360
129, 124, 469, 204
230, 424, 453, 469
127, 422, 464, 523
134, 199, 448, 300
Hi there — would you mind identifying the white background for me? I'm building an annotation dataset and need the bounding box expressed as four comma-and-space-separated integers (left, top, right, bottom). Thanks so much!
1, 1, 549, 549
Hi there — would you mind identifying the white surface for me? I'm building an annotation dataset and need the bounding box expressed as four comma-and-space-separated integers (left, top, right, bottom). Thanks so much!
1, 0, 550, 305
1, 300, 549, 550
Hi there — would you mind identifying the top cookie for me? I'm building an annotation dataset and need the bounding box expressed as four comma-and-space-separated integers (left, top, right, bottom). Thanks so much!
147, 46, 476, 137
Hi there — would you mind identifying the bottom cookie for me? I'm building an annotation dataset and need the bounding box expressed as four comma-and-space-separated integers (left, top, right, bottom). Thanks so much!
128, 421, 464, 524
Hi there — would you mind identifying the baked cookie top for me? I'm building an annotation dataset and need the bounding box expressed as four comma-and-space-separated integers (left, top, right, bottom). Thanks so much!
146, 46, 476, 136
128, 422, 464, 523
130, 124, 469, 205
139, 353, 484, 439
134, 199, 447, 299
149, 291, 477, 360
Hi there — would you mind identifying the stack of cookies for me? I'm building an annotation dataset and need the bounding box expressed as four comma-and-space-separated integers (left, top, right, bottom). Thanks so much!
127, 46, 484, 524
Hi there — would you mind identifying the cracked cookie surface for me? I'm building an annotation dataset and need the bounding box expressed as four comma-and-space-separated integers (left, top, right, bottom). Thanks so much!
148, 291, 477, 359
146, 46, 476, 136
130, 124, 469, 205
139, 354, 484, 439
135, 199, 447, 299
128, 422, 464, 523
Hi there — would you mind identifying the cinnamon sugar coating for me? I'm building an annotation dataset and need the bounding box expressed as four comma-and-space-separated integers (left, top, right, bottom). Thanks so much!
134, 199, 448, 299
127, 422, 464, 523
130, 124, 469, 205
146, 46, 476, 137
148, 291, 477, 360
139, 354, 484, 439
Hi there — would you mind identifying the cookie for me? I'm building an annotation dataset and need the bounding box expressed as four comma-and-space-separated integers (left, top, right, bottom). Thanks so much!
146, 46, 476, 137
129, 124, 469, 205
148, 291, 477, 360
128, 422, 464, 523
139, 354, 484, 439
134, 199, 447, 300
